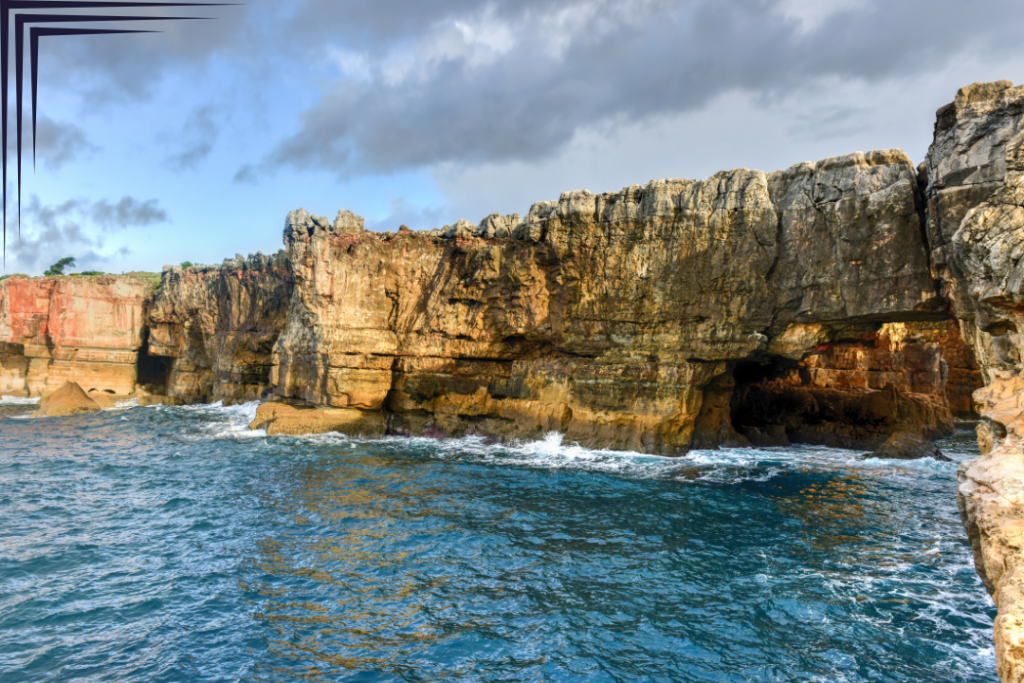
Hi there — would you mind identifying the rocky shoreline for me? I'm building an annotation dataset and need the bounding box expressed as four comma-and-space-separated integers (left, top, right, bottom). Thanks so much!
6, 80, 1024, 681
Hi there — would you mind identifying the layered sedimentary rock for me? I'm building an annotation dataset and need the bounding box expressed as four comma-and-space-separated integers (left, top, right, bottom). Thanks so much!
731, 320, 981, 452
146, 252, 293, 404
0, 275, 152, 397
211, 148, 962, 455
932, 81, 1024, 683
0, 79, 1019, 678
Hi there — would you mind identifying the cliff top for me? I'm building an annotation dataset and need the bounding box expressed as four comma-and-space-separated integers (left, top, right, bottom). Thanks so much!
275, 147, 916, 250
0, 272, 163, 293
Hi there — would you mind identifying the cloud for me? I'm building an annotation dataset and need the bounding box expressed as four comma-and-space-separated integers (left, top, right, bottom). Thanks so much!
3, 110, 98, 169
165, 105, 219, 170
28, 7, 252, 105
24, 0, 1024, 185
232, 163, 259, 184
8, 196, 103, 272
241, 0, 1024, 178
4, 193, 169, 273
33, 115, 99, 169
365, 197, 448, 233
88, 197, 169, 230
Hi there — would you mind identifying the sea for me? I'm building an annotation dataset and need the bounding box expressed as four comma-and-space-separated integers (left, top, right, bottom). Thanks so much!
0, 397, 997, 682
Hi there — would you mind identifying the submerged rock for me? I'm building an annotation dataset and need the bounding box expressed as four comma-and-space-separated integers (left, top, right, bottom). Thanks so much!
36, 382, 101, 417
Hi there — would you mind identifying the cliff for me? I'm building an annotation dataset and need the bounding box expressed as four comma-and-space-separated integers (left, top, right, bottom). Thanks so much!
131, 148, 977, 459
147, 251, 293, 404
0, 274, 153, 398
928, 81, 1024, 682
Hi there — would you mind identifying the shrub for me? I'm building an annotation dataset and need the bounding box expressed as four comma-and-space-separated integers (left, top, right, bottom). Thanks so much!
44, 256, 76, 277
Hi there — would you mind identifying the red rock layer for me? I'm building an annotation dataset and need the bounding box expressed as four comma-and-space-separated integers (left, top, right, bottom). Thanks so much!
0, 275, 151, 397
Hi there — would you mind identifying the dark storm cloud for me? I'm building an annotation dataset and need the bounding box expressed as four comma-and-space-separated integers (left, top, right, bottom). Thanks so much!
24, 6, 249, 102
15, 0, 1024, 178
253, 0, 1024, 177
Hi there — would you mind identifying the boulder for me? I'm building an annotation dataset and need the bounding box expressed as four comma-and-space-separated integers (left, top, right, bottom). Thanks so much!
138, 395, 184, 407
36, 382, 101, 417
869, 431, 950, 461
249, 402, 387, 438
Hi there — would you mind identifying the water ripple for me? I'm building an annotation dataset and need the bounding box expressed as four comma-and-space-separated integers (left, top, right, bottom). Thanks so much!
0, 403, 996, 682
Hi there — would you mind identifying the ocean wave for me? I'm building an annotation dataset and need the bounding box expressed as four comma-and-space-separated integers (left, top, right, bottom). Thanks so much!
167, 400, 971, 482
111, 397, 139, 410
161, 401, 266, 441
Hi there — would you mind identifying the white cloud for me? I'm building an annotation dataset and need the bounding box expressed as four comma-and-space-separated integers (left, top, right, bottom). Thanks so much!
771, 0, 870, 33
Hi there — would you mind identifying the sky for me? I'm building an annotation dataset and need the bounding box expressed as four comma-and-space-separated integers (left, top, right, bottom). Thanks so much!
2, 0, 1023, 275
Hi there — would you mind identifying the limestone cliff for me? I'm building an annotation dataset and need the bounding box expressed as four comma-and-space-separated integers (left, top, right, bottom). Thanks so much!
127, 145, 980, 458
0, 275, 152, 397
928, 80, 1024, 683
250, 152, 954, 454
147, 252, 292, 404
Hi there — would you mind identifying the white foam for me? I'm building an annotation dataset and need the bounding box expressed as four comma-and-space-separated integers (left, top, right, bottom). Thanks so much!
105, 397, 139, 411
187, 399, 967, 482
0, 395, 40, 405
398, 432, 691, 478
171, 401, 266, 441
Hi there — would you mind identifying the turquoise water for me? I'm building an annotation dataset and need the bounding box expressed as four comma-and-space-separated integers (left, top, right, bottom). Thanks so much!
0, 398, 996, 682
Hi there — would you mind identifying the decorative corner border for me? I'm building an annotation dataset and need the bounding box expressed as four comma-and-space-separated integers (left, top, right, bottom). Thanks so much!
1, 0, 237, 261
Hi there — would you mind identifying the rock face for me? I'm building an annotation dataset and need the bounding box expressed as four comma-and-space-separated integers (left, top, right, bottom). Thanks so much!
230, 150, 952, 455
36, 381, 101, 417
927, 81, 1024, 683
0, 275, 152, 397
3, 79, 1023, 677
146, 252, 293, 404
135, 149, 977, 457
249, 402, 386, 437
731, 320, 981, 455
9, 79, 1024, 676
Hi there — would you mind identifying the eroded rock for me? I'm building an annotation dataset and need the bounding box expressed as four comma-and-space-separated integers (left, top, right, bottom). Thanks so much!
924, 80, 1024, 683
146, 251, 293, 404
36, 381, 101, 417
249, 402, 386, 437
870, 430, 950, 461
248, 149, 959, 456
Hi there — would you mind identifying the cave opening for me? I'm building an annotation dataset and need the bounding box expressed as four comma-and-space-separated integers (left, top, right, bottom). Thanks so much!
726, 352, 920, 452
136, 329, 173, 391
720, 321, 984, 453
